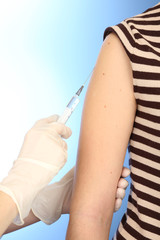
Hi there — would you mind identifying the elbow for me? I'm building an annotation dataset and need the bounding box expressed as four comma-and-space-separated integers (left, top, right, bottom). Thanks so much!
69, 197, 114, 230
68, 206, 112, 239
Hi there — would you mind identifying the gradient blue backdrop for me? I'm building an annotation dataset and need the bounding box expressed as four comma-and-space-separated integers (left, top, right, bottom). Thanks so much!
0, 0, 159, 239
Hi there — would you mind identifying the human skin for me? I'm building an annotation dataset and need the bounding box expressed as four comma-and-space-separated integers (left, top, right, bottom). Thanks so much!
4, 166, 129, 234
4, 209, 40, 234
1, 33, 135, 238
66, 33, 137, 240
4, 190, 68, 234
0, 191, 18, 236
0, 115, 72, 236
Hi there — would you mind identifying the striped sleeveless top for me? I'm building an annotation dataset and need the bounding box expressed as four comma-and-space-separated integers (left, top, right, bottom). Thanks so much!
104, 3, 160, 240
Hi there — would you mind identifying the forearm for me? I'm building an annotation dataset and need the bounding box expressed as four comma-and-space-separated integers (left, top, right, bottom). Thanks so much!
5, 198, 68, 234
5, 175, 72, 235
5, 196, 72, 235
0, 191, 18, 236
4, 210, 40, 234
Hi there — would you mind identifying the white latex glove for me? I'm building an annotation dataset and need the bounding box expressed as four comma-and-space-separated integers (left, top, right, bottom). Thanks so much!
32, 166, 130, 225
0, 115, 72, 225
32, 166, 74, 225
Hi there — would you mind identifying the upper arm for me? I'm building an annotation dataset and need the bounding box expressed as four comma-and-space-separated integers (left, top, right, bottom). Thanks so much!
70, 33, 137, 231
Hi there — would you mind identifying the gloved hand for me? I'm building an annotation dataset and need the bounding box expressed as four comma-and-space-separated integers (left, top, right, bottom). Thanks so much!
32, 166, 74, 225
32, 166, 130, 225
0, 115, 72, 225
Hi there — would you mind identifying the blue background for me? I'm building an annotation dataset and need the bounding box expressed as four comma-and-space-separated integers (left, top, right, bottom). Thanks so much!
0, 0, 159, 239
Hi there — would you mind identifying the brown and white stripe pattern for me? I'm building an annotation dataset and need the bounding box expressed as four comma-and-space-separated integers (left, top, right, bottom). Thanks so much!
104, 3, 160, 240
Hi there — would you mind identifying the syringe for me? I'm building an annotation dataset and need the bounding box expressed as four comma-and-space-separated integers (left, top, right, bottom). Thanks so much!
58, 69, 94, 124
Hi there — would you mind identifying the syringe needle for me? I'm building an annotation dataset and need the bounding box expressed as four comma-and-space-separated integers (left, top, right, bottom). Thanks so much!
76, 67, 94, 96
76, 85, 84, 96
82, 67, 94, 87
58, 67, 94, 124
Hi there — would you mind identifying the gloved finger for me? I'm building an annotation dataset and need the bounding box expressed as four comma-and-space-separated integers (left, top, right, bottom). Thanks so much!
34, 115, 60, 127
116, 188, 126, 199
118, 178, 129, 189
61, 139, 68, 151
47, 115, 60, 123
121, 167, 130, 178
44, 130, 68, 151
51, 122, 72, 139
114, 198, 122, 212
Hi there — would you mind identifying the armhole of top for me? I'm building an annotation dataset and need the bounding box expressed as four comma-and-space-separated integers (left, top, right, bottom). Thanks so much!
103, 21, 136, 62
103, 22, 137, 107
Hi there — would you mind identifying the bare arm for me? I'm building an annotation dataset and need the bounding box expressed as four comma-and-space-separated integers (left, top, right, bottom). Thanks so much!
0, 190, 39, 235
0, 191, 18, 236
4, 210, 40, 234
66, 33, 137, 240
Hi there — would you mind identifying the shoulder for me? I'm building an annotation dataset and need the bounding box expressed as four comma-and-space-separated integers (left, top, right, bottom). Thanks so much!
94, 32, 133, 91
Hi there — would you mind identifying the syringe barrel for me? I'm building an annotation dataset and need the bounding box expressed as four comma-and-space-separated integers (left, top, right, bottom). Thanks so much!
66, 94, 80, 109
58, 95, 80, 124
